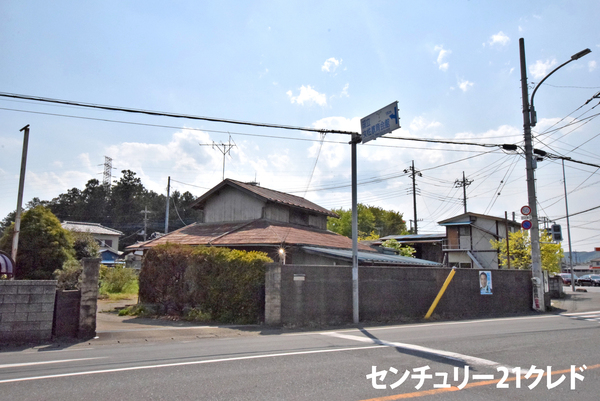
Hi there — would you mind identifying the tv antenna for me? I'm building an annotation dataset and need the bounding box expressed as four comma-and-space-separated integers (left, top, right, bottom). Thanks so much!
200, 134, 236, 180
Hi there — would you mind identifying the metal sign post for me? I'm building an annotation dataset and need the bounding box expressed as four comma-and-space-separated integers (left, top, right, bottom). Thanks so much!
351, 102, 400, 323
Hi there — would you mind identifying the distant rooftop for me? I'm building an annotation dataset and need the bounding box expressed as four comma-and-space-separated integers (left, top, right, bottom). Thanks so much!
62, 221, 123, 236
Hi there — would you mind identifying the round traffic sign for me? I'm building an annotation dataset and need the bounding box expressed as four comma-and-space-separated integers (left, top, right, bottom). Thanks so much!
521, 205, 532, 216
522, 220, 532, 230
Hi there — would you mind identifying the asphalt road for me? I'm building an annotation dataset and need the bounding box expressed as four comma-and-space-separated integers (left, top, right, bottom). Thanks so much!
1, 309, 599, 400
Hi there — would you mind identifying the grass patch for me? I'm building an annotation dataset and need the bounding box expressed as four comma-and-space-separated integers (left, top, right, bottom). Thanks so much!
98, 292, 138, 301
118, 304, 152, 317
99, 266, 139, 295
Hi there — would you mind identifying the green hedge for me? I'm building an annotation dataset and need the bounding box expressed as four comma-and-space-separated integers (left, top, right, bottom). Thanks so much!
138, 244, 272, 323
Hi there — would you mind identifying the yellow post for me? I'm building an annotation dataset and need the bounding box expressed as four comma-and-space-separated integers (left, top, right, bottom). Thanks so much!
424, 268, 456, 319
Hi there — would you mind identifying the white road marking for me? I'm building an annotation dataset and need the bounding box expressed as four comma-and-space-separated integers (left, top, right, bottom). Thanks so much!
281, 313, 561, 337
562, 310, 600, 316
321, 332, 512, 370
0, 345, 385, 384
0, 358, 105, 369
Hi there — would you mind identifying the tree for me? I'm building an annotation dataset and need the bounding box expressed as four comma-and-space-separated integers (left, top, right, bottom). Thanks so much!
81, 179, 109, 223
490, 230, 564, 273
327, 204, 407, 239
381, 238, 416, 257
70, 231, 100, 260
0, 206, 75, 279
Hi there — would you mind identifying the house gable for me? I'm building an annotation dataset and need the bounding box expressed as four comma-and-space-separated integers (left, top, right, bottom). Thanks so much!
194, 179, 332, 229
203, 185, 265, 223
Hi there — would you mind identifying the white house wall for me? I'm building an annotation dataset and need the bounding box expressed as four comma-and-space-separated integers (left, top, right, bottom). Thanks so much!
94, 234, 120, 250
473, 251, 499, 269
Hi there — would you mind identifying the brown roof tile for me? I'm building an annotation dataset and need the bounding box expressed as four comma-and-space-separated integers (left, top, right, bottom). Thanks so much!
128, 219, 372, 251
191, 179, 338, 218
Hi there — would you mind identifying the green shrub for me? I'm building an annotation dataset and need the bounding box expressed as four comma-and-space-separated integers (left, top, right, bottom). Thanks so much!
100, 266, 138, 294
138, 243, 192, 311
54, 259, 82, 290
118, 304, 152, 317
182, 308, 212, 322
139, 244, 272, 323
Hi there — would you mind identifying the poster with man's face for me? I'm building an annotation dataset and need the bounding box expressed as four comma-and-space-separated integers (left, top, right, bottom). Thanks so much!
480, 271, 492, 295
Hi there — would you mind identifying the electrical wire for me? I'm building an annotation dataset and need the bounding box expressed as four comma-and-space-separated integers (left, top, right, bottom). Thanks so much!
0, 92, 356, 135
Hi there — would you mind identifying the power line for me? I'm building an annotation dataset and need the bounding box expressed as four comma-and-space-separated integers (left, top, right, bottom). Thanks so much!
0, 106, 503, 154
554, 204, 600, 220
0, 92, 356, 136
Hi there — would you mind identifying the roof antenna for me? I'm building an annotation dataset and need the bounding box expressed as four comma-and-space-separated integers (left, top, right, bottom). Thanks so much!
199, 134, 236, 181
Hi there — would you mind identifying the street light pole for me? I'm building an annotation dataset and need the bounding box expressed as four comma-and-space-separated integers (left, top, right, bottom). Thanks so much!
519, 38, 591, 311
519, 38, 544, 311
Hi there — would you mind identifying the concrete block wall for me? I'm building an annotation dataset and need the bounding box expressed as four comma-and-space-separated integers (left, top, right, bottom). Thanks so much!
0, 280, 57, 342
266, 265, 534, 326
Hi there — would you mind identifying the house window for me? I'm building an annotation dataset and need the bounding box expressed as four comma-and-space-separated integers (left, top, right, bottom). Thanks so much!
104, 240, 113, 248
459, 226, 470, 236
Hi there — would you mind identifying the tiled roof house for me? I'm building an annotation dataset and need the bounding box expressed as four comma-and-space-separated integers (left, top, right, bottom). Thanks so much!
127, 179, 440, 267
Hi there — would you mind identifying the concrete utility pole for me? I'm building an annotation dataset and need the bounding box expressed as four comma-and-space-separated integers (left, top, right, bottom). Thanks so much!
562, 160, 576, 292
140, 207, 152, 241
404, 161, 421, 234
11, 125, 30, 274
164, 176, 171, 234
455, 171, 473, 214
519, 38, 591, 311
519, 38, 545, 311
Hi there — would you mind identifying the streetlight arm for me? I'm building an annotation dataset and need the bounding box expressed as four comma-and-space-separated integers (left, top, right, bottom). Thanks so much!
529, 48, 591, 127
530, 59, 574, 111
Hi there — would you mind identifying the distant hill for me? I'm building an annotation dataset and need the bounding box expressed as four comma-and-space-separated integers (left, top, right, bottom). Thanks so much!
563, 251, 600, 265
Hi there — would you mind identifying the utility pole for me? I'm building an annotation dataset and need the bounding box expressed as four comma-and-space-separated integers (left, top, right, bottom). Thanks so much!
404, 160, 421, 234
504, 211, 511, 269
200, 134, 236, 181
11, 125, 30, 275
164, 176, 170, 234
519, 38, 590, 311
454, 171, 473, 214
562, 159, 576, 292
519, 38, 544, 311
140, 207, 152, 241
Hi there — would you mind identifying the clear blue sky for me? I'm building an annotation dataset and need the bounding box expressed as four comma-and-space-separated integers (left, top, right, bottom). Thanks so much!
1, 1, 599, 251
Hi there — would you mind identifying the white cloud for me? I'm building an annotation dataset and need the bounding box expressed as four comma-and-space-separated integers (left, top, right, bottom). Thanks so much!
340, 83, 349, 98
589, 60, 597, 72
287, 85, 327, 106
458, 78, 474, 92
529, 59, 557, 79
434, 45, 451, 71
488, 31, 510, 47
322, 57, 342, 72
410, 116, 442, 132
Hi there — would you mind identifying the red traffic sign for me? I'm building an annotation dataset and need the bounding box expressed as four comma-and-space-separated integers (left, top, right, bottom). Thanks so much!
522, 220, 532, 230
521, 205, 532, 216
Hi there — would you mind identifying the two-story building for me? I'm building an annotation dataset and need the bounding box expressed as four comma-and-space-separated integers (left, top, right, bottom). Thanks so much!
61, 221, 124, 266
127, 179, 441, 267
438, 212, 521, 269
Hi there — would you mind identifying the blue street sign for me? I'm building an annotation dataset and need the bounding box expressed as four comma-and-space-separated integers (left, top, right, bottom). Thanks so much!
360, 101, 400, 143
522, 220, 532, 230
